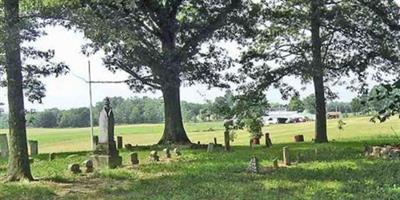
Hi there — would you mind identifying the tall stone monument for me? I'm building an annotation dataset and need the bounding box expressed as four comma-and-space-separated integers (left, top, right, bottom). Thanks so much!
90, 98, 122, 169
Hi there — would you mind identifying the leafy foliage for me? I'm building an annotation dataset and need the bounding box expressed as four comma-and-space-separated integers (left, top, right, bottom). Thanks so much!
369, 80, 400, 123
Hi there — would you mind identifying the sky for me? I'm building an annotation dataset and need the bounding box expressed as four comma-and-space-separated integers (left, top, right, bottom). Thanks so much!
0, 26, 357, 112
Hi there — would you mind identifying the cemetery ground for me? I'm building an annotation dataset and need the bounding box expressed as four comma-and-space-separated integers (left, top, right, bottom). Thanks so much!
1, 116, 400, 199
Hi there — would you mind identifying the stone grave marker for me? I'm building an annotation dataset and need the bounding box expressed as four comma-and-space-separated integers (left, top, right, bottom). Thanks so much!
163, 148, 171, 158
68, 163, 81, 174
149, 150, 159, 161
265, 133, 272, 148
294, 135, 304, 142
173, 148, 182, 156
207, 143, 214, 153
117, 136, 123, 149
214, 137, 217, 145
28, 140, 38, 156
247, 157, 260, 173
0, 134, 9, 157
283, 146, 290, 166
90, 98, 122, 169
83, 160, 94, 173
223, 119, 233, 151
130, 152, 139, 165
49, 153, 56, 161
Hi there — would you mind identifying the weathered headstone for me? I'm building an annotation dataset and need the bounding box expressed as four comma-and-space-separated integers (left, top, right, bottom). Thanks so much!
371, 146, 382, 157
116, 136, 123, 149
0, 134, 9, 157
283, 146, 290, 166
265, 133, 272, 148
68, 163, 81, 174
90, 98, 122, 169
214, 137, 217, 145
149, 150, 159, 161
82, 160, 94, 173
130, 152, 139, 165
48, 152, 56, 161
223, 119, 233, 151
163, 148, 171, 158
28, 140, 38, 156
173, 148, 181, 156
247, 157, 260, 173
207, 143, 214, 153
294, 135, 304, 142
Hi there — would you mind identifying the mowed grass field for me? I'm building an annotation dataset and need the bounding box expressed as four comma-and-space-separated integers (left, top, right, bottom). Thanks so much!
1, 116, 400, 199
1, 116, 399, 153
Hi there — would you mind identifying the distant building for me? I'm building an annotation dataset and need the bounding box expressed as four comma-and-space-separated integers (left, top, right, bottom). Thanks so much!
327, 112, 342, 119
263, 111, 315, 125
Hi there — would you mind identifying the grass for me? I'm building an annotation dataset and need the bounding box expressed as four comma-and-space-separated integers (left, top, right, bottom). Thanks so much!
1, 116, 400, 153
0, 117, 400, 199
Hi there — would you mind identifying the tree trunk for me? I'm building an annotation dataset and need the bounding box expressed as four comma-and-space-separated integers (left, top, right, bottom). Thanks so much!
158, 84, 191, 144
4, 0, 34, 181
311, 0, 328, 143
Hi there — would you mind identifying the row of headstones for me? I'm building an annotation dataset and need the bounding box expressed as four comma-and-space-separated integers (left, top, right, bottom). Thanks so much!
247, 146, 291, 173
68, 148, 182, 173
0, 134, 39, 157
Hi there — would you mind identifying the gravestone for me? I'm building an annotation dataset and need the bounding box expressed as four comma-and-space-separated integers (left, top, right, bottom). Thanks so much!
283, 146, 290, 166
0, 134, 9, 157
149, 150, 159, 161
130, 152, 139, 165
82, 160, 94, 173
214, 137, 217, 145
223, 119, 233, 151
125, 143, 134, 151
28, 140, 38, 156
247, 157, 260, 173
173, 148, 181, 156
265, 133, 272, 148
49, 153, 56, 161
294, 135, 304, 142
117, 136, 123, 149
90, 98, 122, 169
207, 143, 214, 152
163, 148, 171, 158
68, 163, 81, 174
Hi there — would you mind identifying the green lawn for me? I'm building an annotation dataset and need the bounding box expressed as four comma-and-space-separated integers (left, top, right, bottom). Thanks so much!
0, 117, 400, 199
1, 116, 399, 153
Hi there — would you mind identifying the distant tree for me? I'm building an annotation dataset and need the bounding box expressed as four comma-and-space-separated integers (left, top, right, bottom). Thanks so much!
288, 96, 305, 112
211, 90, 235, 119
351, 98, 364, 114
58, 108, 90, 128
303, 95, 317, 114
31, 108, 60, 128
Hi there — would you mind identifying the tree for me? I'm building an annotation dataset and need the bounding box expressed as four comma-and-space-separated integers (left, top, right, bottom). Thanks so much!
239, 0, 400, 143
288, 95, 305, 112
1, 0, 68, 181
368, 81, 400, 123
48, 0, 251, 144
351, 98, 363, 114
31, 108, 60, 128
2, 0, 33, 181
303, 95, 317, 114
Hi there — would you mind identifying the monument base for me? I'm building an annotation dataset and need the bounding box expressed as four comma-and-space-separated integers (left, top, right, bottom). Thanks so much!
90, 154, 122, 169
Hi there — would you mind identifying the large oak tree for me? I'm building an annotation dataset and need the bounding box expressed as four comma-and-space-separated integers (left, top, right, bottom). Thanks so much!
240, 0, 400, 143
51, 0, 252, 144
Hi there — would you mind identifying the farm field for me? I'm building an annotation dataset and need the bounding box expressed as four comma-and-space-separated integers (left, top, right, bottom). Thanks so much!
1, 116, 399, 153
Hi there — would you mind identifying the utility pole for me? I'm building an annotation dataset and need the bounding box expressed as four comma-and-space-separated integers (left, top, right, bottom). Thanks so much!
88, 61, 94, 150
